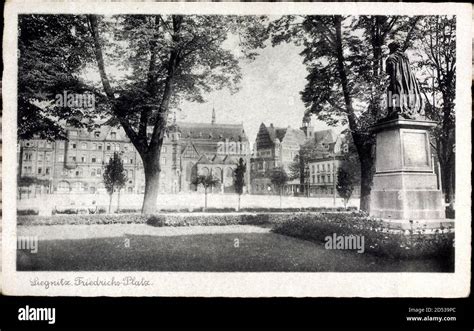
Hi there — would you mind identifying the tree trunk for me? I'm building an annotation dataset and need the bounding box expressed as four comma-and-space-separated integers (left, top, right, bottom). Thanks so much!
142, 165, 160, 214
117, 189, 121, 213
359, 154, 374, 213
334, 17, 375, 212
108, 193, 113, 214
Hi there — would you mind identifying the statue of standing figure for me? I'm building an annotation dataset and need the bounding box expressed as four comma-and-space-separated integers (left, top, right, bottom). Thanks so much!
384, 42, 424, 121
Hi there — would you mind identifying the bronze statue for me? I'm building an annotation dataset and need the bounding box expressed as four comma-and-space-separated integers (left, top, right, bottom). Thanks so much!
385, 42, 424, 120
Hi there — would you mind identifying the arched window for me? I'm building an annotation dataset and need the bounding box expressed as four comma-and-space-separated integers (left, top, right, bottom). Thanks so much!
201, 167, 209, 176
214, 167, 223, 181
226, 167, 233, 178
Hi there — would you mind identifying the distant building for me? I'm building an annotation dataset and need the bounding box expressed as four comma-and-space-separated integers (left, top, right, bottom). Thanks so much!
250, 119, 360, 197
306, 130, 360, 197
250, 120, 311, 195
17, 109, 251, 196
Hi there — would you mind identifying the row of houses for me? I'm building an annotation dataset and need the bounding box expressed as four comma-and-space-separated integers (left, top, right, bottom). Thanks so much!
17, 109, 360, 197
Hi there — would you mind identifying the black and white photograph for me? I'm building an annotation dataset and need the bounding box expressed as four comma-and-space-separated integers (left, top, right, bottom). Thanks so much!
1, 1, 471, 299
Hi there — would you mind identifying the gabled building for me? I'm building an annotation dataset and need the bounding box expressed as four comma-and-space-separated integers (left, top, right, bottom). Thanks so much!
250, 121, 310, 195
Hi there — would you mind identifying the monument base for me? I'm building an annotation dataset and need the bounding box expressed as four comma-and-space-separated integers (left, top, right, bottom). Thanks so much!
369, 119, 446, 221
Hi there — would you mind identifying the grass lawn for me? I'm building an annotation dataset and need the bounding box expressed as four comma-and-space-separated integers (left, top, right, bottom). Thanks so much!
17, 224, 452, 272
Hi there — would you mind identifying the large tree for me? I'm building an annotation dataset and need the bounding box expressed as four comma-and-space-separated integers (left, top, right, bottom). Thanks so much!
270, 15, 422, 212
412, 16, 456, 202
19, 14, 267, 213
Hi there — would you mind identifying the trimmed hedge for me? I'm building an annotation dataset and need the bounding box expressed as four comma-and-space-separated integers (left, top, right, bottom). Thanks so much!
17, 214, 148, 226
272, 213, 454, 259
17, 209, 39, 216
146, 214, 270, 227
17, 213, 273, 227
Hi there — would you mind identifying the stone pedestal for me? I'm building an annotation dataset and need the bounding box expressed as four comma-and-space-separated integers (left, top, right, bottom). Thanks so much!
369, 119, 445, 221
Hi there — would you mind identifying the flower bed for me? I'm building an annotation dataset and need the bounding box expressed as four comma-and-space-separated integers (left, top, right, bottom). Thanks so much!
272, 212, 454, 259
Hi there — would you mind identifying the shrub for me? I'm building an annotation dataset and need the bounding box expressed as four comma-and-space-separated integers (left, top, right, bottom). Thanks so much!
446, 205, 455, 219
17, 209, 39, 216
117, 208, 141, 214
54, 208, 78, 215
272, 213, 454, 260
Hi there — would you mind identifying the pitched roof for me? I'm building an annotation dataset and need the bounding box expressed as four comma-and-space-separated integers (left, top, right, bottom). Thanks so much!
314, 129, 335, 144
176, 122, 248, 142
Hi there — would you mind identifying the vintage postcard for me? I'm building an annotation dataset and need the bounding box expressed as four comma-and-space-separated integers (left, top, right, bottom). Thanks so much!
1, 1, 471, 297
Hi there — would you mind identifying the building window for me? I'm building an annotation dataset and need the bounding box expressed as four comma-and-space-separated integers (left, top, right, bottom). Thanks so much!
71, 143, 77, 149
81, 155, 86, 163
24, 153, 32, 161
45, 152, 51, 162
98, 144, 103, 150
317, 164, 320, 171
46, 142, 52, 148
46, 168, 50, 175
38, 154, 43, 161
106, 144, 111, 151
69, 130, 77, 136
57, 154, 63, 162
312, 175, 315, 183
114, 144, 120, 151
162, 146, 167, 153
91, 170, 96, 176
130, 158, 133, 164
111, 132, 117, 139
97, 168, 101, 176
39, 141, 45, 148
57, 141, 65, 149
129, 170, 133, 177
38, 167, 42, 174
161, 157, 166, 165
95, 131, 100, 138
327, 175, 331, 183
91, 157, 96, 163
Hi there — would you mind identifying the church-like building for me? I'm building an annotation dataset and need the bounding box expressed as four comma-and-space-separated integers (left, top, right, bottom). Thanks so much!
17, 109, 251, 196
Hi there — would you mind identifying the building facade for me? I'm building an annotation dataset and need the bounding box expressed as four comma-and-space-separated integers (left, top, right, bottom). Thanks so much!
250, 121, 310, 195
306, 130, 360, 197
17, 114, 251, 196
250, 122, 361, 197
